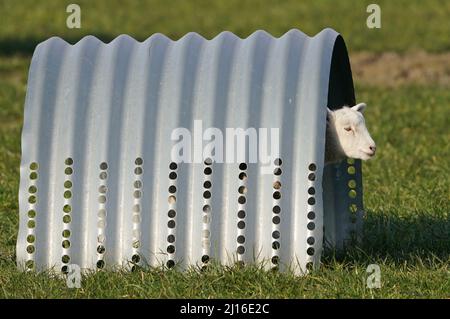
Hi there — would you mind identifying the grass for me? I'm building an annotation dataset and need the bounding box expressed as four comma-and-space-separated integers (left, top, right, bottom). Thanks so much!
0, 1, 449, 298
0, 55, 448, 298
0, 0, 449, 54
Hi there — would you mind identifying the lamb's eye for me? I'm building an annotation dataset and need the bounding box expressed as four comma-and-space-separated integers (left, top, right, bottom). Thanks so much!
344, 127, 352, 132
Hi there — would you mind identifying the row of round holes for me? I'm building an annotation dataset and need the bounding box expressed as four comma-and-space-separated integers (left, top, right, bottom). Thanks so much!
131, 158, 143, 269
306, 163, 317, 260
271, 158, 282, 267
26, 162, 39, 270
166, 161, 178, 269
347, 158, 358, 224
61, 158, 73, 273
236, 162, 247, 258
96, 162, 108, 270
201, 158, 213, 267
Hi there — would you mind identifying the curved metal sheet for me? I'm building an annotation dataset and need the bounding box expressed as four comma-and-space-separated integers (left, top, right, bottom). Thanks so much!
17, 28, 363, 274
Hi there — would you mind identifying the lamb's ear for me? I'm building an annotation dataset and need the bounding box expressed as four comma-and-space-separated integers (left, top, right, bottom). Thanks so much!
326, 107, 333, 122
352, 103, 367, 113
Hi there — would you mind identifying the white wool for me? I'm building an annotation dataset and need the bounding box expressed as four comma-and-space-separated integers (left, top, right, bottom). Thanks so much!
325, 103, 376, 164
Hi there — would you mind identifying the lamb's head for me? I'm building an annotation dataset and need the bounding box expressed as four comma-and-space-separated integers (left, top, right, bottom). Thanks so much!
325, 103, 376, 163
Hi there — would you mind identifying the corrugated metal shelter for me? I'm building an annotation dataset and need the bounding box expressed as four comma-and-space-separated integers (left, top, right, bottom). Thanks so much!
17, 28, 363, 275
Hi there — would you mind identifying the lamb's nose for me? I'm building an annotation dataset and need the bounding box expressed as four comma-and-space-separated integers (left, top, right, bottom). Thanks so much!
369, 145, 376, 154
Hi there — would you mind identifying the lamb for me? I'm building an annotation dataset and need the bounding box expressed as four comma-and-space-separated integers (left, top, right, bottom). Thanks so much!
325, 103, 376, 164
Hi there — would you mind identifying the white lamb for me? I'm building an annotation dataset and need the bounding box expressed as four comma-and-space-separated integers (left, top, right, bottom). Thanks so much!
325, 103, 376, 164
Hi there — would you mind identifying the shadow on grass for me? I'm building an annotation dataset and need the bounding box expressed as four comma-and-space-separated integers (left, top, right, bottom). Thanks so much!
324, 210, 450, 265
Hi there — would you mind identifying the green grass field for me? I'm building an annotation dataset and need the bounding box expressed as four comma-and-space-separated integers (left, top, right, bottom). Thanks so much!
0, 0, 449, 298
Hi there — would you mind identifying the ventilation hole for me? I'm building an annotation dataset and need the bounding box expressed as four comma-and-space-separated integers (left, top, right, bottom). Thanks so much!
28, 195, 36, 204
349, 204, 358, 213
237, 235, 245, 244
62, 230, 71, 238
132, 214, 141, 223
307, 247, 315, 256
26, 260, 34, 269
273, 191, 281, 200
168, 195, 176, 204
202, 215, 210, 223
167, 235, 175, 243
62, 240, 71, 248
168, 220, 176, 228
347, 158, 355, 164
64, 167, 73, 175
273, 168, 282, 176
63, 181, 72, 189
308, 163, 317, 171
28, 186, 37, 193
306, 262, 314, 271
203, 191, 211, 199
272, 231, 280, 239
131, 265, 138, 272
307, 211, 315, 220
132, 204, 140, 213
271, 256, 279, 265
63, 204, 72, 213
98, 195, 106, 203
134, 181, 142, 189
238, 186, 247, 194
62, 255, 70, 263
204, 158, 213, 166
169, 172, 177, 180
273, 181, 281, 190
203, 230, 210, 238
29, 162, 39, 170
237, 210, 246, 219
99, 172, 107, 180
307, 236, 315, 245
348, 190, 357, 198
237, 221, 245, 229
100, 162, 108, 170
272, 216, 280, 225
61, 265, 68, 274
347, 166, 356, 175
167, 185, 176, 194
348, 179, 357, 189
272, 206, 281, 214
29, 172, 38, 180
308, 173, 316, 181
131, 254, 140, 263
63, 215, 71, 223
166, 260, 175, 269
203, 181, 212, 189
202, 205, 211, 213
307, 222, 315, 230
65, 158, 73, 166
27, 220, 35, 228
98, 185, 107, 193
96, 260, 105, 269
134, 167, 143, 175
135, 158, 143, 166
27, 210, 36, 218
169, 162, 178, 170
98, 209, 106, 218
274, 158, 282, 166
308, 187, 315, 195
96, 245, 105, 254
238, 196, 246, 204
26, 235, 35, 243
63, 191, 72, 199
239, 163, 247, 170
272, 241, 280, 250
132, 240, 140, 249
201, 255, 210, 263
237, 246, 245, 255
97, 220, 106, 228
308, 197, 315, 205
133, 190, 142, 199
204, 167, 212, 175
238, 172, 247, 180
168, 209, 176, 218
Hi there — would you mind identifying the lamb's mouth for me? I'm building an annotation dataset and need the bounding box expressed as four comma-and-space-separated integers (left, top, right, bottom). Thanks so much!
360, 150, 375, 159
